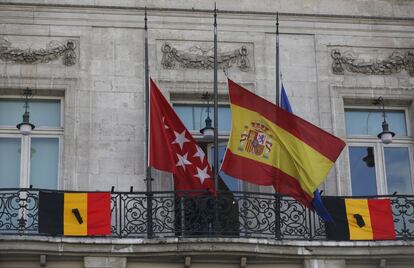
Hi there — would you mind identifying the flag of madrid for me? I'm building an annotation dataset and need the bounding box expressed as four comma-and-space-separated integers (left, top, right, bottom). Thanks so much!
149, 79, 215, 194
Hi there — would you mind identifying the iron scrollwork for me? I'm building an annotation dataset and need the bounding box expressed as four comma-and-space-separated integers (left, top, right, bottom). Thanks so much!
0, 38, 77, 66
279, 198, 311, 239
0, 190, 38, 234
391, 196, 414, 239
161, 42, 250, 72
1, 189, 414, 241
331, 49, 414, 76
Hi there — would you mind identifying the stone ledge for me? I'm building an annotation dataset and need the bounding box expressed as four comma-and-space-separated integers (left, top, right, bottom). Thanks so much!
1, 235, 414, 258
1, 1, 414, 21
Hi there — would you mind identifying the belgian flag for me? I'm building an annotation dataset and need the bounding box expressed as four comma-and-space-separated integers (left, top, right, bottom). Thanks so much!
38, 192, 111, 236
323, 197, 395, 241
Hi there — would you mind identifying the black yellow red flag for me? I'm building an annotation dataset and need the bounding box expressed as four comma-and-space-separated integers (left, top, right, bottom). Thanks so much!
38, 192, 111, 236
324, 197, 395, 240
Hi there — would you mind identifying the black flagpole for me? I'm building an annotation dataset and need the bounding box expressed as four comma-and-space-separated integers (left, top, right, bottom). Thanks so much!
213, 4, 219, 193
213, 3, 221, 234
144, 6, 153, 238
275, 13, 280, 105
274, 12, 282, 240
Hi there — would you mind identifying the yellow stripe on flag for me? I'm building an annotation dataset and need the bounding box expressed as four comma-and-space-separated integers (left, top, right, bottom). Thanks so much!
64, 193, 88, 236
228, 104, 334, 196
345, 199, 373, 240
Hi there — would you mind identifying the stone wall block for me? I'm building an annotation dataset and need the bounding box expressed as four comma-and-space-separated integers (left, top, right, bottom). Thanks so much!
84, 257, 127, 268
304, 259, 345, 268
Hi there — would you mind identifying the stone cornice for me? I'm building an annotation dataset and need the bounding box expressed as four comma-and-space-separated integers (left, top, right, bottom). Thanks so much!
1, 236, 414, 259
1, 4, 413, 38
1, 3, 414, 23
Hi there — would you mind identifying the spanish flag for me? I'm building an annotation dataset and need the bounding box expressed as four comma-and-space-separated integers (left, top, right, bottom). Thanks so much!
38, 192, 111, 236
221, 80, 346, 207
323, 197, 396, 240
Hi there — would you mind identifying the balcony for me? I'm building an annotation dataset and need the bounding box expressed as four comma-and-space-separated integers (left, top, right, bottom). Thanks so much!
1, 188, 414, 240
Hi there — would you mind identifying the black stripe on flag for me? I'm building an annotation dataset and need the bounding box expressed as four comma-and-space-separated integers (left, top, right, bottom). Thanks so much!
38, 192, 64, 235
323, 197, 350, 241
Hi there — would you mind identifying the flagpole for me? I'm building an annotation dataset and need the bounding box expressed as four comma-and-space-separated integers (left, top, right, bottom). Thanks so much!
144, 6, 153, 238
275, 13, 280, 106
213, 4, 219, 193
274, 12, 281, 239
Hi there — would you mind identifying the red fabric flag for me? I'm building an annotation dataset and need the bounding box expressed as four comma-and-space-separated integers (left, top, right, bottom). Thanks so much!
221, 80, 345, 207
150, 79, 215, 194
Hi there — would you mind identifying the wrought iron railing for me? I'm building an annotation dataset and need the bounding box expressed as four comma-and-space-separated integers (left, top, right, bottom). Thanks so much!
1, 188, 414, 240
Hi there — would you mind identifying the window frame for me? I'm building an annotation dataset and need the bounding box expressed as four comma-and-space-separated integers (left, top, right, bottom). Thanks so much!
0, 95, 64, 189
345, 105, 414, 195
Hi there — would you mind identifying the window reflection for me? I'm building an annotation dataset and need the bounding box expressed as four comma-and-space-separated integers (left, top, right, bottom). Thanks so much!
345, 109, 407, 136
362, 147, 375, 168
349, 146, 378, 195
384, 147, 413, 194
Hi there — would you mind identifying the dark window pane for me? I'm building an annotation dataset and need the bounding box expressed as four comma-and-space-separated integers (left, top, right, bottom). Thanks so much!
345, 109, 406, 136
349, 146, 378, 195
384, 147, 413, 194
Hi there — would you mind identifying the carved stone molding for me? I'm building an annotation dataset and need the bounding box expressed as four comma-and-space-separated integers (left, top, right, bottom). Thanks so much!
331, 49, 414, 76
161, 42, 250, 72
0, 38, 76, 66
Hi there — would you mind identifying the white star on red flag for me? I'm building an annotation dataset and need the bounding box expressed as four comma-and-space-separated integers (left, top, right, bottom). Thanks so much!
176, 153, 192, 171
162, 117, 169, 129
194, 166, 210, 184
193, 145, 206, 162
172, 130, 190, 150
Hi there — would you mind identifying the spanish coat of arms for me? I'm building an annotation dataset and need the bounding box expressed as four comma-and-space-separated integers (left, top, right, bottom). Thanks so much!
238, 121, 273, 159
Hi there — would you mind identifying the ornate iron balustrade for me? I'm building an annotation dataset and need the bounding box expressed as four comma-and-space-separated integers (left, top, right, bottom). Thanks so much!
1, 188, 414, 240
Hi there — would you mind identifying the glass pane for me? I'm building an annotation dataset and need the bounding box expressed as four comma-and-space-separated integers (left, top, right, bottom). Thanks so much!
210, 144, 239, 191
0, 138, 21, 188
218, 107, 231, 132
30, 138, 59, 189
384, 147, 413, 194
0, 99, 61, 127
193, 106, 204, 132
349, 146, 378, 195
174, 106, 194, 130
345, 109, 406, 136
174, 104, 231, 132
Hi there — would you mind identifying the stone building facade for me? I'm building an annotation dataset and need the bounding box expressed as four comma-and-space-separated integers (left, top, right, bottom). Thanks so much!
0, 0, 414, 267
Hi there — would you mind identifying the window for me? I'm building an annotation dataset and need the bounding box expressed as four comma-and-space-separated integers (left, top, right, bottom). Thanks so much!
345, 107, 413, 195
173, 103, 241, 191
173, 104, 231, 133
0, 97, 63, 189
